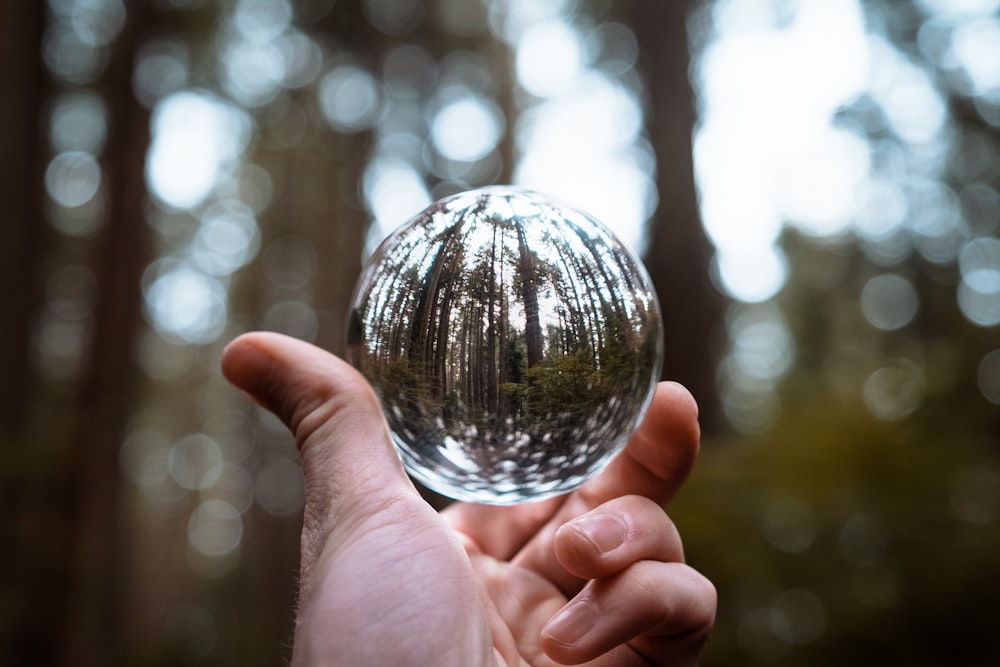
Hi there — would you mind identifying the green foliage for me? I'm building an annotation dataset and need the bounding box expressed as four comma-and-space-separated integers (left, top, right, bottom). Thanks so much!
521, 348, 602, 419
675, 354, 1000, 666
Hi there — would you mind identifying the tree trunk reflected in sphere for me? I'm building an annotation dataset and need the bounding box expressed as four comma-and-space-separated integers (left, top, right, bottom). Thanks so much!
348, 187, 663, 504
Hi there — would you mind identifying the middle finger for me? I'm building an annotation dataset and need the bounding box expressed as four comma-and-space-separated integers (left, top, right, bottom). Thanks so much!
553, 495, 685, 581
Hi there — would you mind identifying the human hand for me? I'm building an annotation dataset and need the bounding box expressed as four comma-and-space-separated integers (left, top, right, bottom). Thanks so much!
222, 332, 715, 666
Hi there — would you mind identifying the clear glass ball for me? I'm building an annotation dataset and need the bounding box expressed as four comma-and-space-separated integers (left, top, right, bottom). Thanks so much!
348, 187, 663, 504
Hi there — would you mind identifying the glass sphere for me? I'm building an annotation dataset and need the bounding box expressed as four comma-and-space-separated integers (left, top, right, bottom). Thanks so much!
348, 187, 663, 504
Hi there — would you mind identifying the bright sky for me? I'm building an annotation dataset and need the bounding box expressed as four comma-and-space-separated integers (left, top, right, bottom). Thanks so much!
694, 0, 874, 301
694, 0, 998, 303
138, 0, 1000, 341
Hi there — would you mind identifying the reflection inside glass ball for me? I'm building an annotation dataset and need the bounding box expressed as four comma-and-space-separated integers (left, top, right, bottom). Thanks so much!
348, 187, 663, 504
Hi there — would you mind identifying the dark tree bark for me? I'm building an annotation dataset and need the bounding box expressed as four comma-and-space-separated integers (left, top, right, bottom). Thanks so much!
0, 0, 47, 438
0, 2, 157, 663
0, 3, 53, 663
61, 4, 156, 664
517, 225, 544, 369
632, 0, 724, 430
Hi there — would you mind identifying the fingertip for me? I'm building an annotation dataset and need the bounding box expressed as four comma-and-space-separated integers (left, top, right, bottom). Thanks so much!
220, 332, 278, 404
220, 331, 380, 435
654, 381, 701, 445
553, 513, 627, 579
540, 600, 599, 664
629, 382, 702, 484
221, 332, 417, 514
659, 381, 700, 423
544, 562, 717, 665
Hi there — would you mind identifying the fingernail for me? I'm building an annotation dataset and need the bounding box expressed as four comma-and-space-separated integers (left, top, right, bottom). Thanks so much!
571, 513, 627, 553
543, 601, 598, 647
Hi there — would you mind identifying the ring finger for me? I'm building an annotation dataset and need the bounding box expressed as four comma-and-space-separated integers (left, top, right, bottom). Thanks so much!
540, 560, 717, 666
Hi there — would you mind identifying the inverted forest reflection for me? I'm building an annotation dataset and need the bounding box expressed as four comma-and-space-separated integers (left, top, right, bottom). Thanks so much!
349, 188, 662, 503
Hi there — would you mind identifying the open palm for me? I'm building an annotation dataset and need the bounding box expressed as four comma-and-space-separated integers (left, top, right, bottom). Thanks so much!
223, 332, 715, 666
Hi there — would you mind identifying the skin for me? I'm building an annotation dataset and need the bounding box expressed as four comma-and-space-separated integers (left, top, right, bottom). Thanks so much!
222, 332, 716, 666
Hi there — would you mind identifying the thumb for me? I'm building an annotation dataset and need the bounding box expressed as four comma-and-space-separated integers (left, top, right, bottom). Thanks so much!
221, 332, 418, 571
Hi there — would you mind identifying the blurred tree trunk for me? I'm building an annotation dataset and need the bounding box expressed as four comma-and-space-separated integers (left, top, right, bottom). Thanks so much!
59, 4, 154, 665
1, 2, 154, 662
0, 0, 47, 437
0, 2, 56, 662
632, 0, 724, 430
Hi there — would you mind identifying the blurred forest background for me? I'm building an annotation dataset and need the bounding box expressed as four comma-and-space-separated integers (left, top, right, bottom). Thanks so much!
1, 0, 998, 665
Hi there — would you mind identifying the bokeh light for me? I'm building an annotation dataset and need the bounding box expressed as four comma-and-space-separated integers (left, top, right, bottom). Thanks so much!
515, 20, 585, 98
318, 64, 381, 133
958, 236, 1000, 325
363, 0, 423, 36
133, 39, 190, 108
430, 95, 503, 162
860, 274, 919, 331
49, 91, 107, 154
862, 358, 926, 421
168, 434, 225, 491
187, 498, 243, 557
146, 92, 252, 210
362, 157, 432, 253
119, 428, 173, 488
978, 349, 1000, 404
45, 151, 102, 208
188, 200, 260, 277
143, 261, 229, 344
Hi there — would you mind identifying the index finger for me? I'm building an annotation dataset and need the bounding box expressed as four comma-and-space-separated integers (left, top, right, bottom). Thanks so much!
507, 381, 701, 594
579, 380, 701, 508
445, 381, 700, 563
